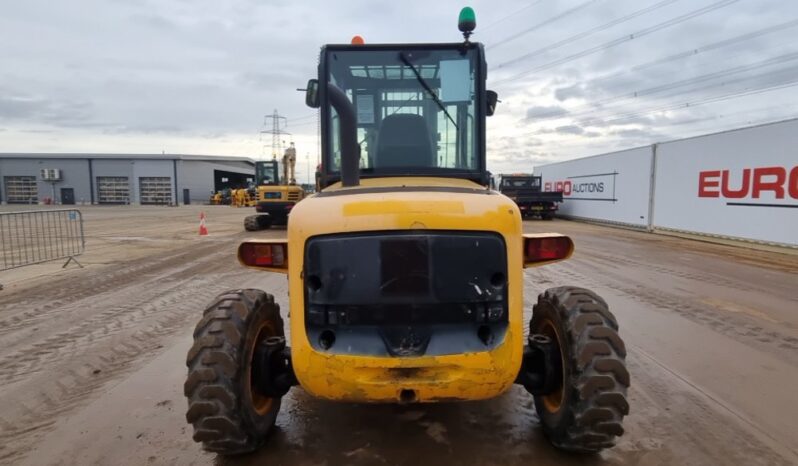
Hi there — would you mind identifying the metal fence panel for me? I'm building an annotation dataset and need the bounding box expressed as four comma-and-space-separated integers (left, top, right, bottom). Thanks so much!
0, 209, 85, 271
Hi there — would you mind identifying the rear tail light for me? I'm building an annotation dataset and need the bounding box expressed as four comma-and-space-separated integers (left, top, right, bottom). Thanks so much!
523, 234, 573, 267
238, 241, 288, 272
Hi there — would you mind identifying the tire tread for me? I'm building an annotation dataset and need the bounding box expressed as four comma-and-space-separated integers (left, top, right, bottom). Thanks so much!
531, 286, 629, 453
184, 288, 282, 455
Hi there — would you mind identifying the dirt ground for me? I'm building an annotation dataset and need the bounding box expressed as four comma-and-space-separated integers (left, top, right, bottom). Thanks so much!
0, 205, 796, 466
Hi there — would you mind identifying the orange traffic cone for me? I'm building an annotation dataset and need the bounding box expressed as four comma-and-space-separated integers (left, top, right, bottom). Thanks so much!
199, 212, 208, 236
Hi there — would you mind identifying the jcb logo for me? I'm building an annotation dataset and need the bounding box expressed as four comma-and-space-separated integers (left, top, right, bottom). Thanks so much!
698, 166, 798, 199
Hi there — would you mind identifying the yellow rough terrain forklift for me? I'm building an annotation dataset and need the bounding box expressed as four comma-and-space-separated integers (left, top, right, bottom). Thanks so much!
243, 147, 305, 231
185, 8, 629, 455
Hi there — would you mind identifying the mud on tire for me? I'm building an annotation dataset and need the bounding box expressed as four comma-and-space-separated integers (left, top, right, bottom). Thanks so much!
530, 286, 630, 452
184, 289, 284, 455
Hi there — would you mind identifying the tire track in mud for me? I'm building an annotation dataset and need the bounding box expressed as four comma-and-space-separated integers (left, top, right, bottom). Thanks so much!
0, 274, 216, 383
580, 246, 798, 303
0, 247, 241, 378
0, 238, 240, 336
0, 245, 234, 356
0, 274, 253, 463
523, 239, 798, 464
526, 259, 798, 361
0, 239, 263, 464
617, 351, 797, 465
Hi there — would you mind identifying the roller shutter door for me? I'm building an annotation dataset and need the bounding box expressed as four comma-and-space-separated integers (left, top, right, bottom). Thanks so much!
97, 176, 130, 204
139, 177, 172, 205
4, 176, 38, 204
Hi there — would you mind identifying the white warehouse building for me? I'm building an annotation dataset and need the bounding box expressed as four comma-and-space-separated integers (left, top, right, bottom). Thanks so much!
0, 154, 256, 205
534, 118, 798, 248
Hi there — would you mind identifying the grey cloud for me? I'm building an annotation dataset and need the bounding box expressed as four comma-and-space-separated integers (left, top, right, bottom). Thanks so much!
0, 94, 93, 125
489, 135, 545, 151
2, 0, 797, 162
525, 105, 567, 120
486, 0, 797, 160
201, 131, 228, 139
129, 13, 178, 31
102, 124, 186, 135
610, 128, 651, 138
237, 71, 303, 91
0, 96, 45, 119
535, 124, 601, 138
578, 108, 715, 129
21, 129, 55, 134
554, 83, 585, 101
488, 149, 565, 174
487, 134, 554, 171
489, 150, 555, 167
554, 124, 583, 135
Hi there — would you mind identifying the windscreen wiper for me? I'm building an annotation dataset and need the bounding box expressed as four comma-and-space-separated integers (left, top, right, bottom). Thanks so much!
399, 52, 458, 129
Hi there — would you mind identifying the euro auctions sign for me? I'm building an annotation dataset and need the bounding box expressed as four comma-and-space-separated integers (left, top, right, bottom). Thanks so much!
544, 172, 617, 201
698, 165, 798, 207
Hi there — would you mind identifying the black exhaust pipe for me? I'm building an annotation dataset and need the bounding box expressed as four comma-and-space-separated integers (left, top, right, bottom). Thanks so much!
327, 84, 360, 187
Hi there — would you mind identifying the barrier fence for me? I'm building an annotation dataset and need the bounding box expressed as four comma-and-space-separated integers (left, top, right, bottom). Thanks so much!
0, 209, 85, 272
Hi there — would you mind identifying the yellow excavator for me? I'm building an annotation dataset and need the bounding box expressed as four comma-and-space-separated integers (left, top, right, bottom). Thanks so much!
185, 7, 628, 457
244, 143, 306, 230
230, 188, 256, 207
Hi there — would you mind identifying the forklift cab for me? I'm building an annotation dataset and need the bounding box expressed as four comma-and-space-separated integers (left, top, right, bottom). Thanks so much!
307, 41, 498, 189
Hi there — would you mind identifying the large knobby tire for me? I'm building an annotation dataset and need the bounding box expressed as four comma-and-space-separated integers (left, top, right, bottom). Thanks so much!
184, 289, 284, 455
244, 215, 271, 231
530, 286, 630, 452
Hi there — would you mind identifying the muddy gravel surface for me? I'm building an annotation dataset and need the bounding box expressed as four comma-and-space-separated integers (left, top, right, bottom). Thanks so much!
1, 206, 796, 466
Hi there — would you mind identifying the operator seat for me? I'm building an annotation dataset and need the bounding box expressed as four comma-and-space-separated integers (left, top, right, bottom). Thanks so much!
375, 114, 434, 168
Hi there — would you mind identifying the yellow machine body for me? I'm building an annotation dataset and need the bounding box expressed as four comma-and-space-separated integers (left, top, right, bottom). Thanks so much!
255, 184, 305, 204
229, 188, 255, 207
283, 176, 525, 402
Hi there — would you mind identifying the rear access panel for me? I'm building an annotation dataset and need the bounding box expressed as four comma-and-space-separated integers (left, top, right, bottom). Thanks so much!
303, 231, 508, 357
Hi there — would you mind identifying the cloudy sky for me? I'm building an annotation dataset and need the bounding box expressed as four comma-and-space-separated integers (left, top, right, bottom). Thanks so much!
2, 0, 797, 181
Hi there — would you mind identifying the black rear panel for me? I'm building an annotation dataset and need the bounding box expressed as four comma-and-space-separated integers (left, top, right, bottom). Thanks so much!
304, 231, 508, 357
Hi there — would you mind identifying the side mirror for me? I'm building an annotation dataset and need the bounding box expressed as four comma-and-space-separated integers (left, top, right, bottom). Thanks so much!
486, 90, 498, 116
305, 79, 320, 108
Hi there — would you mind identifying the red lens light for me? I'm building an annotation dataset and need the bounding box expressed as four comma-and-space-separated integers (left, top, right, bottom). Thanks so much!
240, 242, 287, 268
525, 236, 571, 263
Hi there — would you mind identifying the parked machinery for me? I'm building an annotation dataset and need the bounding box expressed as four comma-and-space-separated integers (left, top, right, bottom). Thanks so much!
243, 146, 306, 231
185, 8, 628, 456
499, 174, 563, 220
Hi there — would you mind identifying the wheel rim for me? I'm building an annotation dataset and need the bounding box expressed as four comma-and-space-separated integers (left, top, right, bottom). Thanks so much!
248, 321, 276, 416
540, 319, 565, 413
